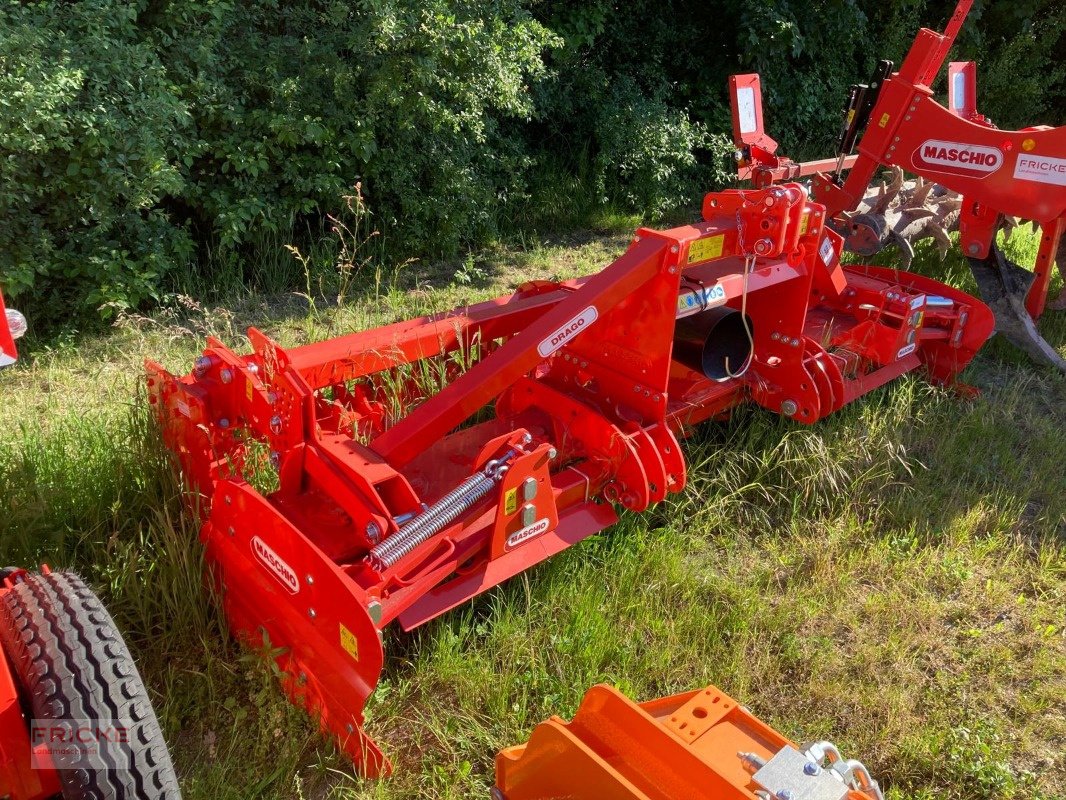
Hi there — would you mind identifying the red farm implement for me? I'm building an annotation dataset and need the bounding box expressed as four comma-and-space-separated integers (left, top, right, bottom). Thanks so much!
728, 0, 1066, 369
148, 187, 993, 772
144, 0, 1056, 782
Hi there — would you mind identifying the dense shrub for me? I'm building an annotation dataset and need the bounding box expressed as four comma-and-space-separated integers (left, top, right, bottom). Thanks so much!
0, 2, 191, 313
0, 0, 1063, 318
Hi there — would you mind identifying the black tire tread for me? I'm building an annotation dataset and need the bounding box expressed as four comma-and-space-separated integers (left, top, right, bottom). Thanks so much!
0, 571, 181, 799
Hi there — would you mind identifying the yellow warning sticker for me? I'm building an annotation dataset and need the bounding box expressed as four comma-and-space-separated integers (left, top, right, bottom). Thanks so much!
504, 487, 518, 515
687, 234, 725, 265
878, 113, 890, 128
799, 212, 810, 236
340, 623, 360, 661
246, 378, 254, 402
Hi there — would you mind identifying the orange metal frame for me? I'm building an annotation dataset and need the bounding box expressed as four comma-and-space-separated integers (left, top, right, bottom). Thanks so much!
496, 683, 877, 800
148, 180, 993, 775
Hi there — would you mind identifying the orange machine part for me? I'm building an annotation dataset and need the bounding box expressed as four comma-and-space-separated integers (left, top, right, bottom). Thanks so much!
496, 684, 872, 800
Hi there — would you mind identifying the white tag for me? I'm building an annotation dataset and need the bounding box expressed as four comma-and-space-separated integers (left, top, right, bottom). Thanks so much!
819, 236, 835, 266
1013, 154, 1066, 187
538, 306, 598, 358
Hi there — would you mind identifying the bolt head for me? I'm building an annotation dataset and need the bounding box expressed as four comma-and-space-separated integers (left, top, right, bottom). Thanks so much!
968, 242, 981, 255
547, 447, 558, 460
803, 761, 821, 776
520, 504, 537, 527
220, 368, 233, 383
366, 521, 382, 544
781, 399, 799, 417
775, 791, 796, 800
308, 608, 317, 619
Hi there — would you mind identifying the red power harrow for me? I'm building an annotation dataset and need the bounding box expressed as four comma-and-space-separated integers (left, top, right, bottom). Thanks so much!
148, 174, 993, 773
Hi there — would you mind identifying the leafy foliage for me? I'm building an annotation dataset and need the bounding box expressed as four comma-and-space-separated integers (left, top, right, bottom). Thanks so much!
0, 0, 1063, 317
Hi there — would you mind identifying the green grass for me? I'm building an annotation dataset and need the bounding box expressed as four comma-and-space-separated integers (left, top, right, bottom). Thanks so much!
0, 224, 1063, 799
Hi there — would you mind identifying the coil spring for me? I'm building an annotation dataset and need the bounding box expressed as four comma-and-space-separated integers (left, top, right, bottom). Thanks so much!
367, 451, 515, 570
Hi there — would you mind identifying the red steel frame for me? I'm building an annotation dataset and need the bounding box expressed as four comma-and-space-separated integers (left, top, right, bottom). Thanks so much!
730, 0, 1066, 320
148, 180, 993, 775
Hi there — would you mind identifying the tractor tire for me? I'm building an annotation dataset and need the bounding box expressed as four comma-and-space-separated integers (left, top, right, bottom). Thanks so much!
0, 570, 181, 800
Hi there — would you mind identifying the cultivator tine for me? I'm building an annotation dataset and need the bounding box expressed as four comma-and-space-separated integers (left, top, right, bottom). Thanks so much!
968, 245, 1066, 371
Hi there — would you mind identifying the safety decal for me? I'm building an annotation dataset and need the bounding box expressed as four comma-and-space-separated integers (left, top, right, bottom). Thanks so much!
340, 623, 360, 661
538, 306, 598, 358
504, 487, 518, 515
676, 284, 726, 318
687, 234, 725, 265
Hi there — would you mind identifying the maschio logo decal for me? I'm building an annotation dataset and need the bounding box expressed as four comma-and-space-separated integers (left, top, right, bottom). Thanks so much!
251, 536, 300, 594
537, 306, 598, 357
913, 140, 1003, 177
505, 518, 550, 550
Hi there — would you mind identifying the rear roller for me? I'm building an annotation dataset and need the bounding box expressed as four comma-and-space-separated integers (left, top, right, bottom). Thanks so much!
967, 244, 1066, 371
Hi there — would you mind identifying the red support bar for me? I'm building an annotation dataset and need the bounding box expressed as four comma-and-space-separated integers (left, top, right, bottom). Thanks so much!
370, 237, 670, 467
